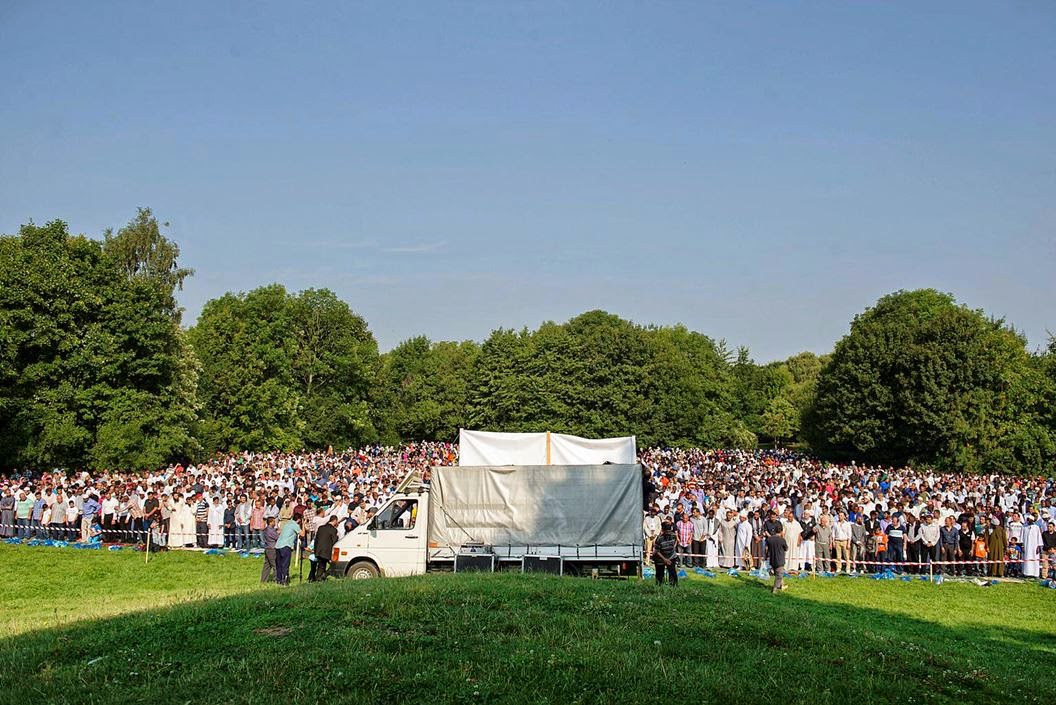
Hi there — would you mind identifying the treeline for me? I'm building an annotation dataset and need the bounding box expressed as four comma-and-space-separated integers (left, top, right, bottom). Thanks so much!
2, 212, 1054, 474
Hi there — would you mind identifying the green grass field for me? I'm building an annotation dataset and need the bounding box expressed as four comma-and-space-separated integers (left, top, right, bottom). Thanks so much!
1, 545, 1054, 705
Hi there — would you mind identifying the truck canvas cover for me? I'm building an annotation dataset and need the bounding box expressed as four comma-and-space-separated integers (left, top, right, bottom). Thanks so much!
428, 464, 642, 550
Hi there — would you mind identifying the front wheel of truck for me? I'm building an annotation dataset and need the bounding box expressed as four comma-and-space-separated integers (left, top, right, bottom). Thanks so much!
347, 561, 379, 579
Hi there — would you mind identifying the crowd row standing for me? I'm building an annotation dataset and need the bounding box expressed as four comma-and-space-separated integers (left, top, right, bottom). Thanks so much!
2, 445, 1055, 580
641, 448, 1056, 579
0, 444, 455, 555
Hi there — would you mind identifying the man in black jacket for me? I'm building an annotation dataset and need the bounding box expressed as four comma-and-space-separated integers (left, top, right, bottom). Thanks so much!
766, 527, 788, 594
310, 515, 340, 582
652, 521, 678, 586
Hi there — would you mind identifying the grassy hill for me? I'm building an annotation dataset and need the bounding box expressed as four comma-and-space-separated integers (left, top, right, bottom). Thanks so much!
1, 545, 1054, 704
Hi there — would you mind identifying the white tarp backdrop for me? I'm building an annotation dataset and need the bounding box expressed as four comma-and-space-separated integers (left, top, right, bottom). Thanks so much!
428, 464, 643, 549
458, 429, 636, 466
458, 430, 548, 466
549, 433, 638, 465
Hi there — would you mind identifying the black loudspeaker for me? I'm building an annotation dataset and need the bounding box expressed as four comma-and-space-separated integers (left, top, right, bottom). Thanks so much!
455, 553, 496, 573
522, 555, 563, 575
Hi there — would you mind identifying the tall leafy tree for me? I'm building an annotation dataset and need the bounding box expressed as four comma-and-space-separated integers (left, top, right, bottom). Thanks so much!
465, 311, 743, 446
810, 289, 1055, 473
0, 212, 198, 470
375, 336, 480, 443
189, 285, 378, 453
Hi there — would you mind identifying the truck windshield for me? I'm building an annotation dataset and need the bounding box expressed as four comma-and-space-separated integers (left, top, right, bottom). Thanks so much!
374, 499, 417, 530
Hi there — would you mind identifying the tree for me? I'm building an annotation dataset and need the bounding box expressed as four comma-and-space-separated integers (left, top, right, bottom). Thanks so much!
466, 311, 742, 446
731, 347, 790, 442
375, 336, 480, 443
188, 285, 379, 453
762, 396, 799, 444
810, 289, 1055, 473
0, 212, 198, 470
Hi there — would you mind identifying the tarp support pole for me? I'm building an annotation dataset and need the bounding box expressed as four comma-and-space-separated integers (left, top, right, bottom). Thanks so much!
546, 432, 551, 465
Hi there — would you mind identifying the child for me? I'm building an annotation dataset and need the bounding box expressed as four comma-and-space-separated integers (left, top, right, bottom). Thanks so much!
973, 533, 988, 576
1007, 537, 1023, 578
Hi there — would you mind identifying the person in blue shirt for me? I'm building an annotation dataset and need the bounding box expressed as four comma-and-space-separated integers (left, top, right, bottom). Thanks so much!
81, 495, 101, 542
274, 516, 304, 586
31, 497, 47, 539
86, 520, 103, 545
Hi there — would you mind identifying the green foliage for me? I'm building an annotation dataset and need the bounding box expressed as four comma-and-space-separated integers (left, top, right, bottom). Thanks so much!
761, 396, 799, 443
374, 336, 480, 443
810, 289, 1055, 473
0, 214, 197, 470
2, 211, 1053, 472
188, 285, 379, 454
464, 311, 743, 447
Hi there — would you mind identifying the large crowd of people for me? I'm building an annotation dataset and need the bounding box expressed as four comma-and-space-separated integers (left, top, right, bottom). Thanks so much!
641, 448, 1056, 579
2, 444, 1055, 581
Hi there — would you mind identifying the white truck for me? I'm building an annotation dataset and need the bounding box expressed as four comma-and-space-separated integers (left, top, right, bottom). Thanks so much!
329, 463, 643, 579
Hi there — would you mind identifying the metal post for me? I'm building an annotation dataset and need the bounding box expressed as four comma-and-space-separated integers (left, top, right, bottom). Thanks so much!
145, 528, 150, 565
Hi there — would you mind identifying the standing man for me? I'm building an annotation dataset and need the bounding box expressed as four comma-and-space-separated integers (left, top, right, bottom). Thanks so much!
311, 515, 340, 582
50, 492, 67, 541
15, 491, 33, 539
194, 493, 210, 548
719, 511, 738, 568
1022, 514, 1042, 579
260, 517, 279, 583
920, 514, 941, 573
652, 521, 678, 586
142, 490, 160, 546
799, 507, 817, 572
986, 518, 1008, 578
690, 508, 707, 568
81, 494, 100, 542
235, 495, 252, 551
850, 514, 866, 574
766, 526, 788, 594
832, 511, 852, 574
939, 516, 960, 575
223, 499, 236, 548
885, 516, 906, 573
1041, 521, 1056, 579
643, 508, 661, 566
274, 515, 303, 586
814, 515, 834, 573
675, 512, 694, 566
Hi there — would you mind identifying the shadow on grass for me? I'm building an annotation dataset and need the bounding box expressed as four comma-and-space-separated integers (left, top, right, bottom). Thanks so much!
0, 573, 1053, 705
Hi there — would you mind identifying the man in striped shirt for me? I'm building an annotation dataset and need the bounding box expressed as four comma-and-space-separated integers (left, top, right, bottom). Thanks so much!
652, 521, 679, 586
676, 513, 694, 566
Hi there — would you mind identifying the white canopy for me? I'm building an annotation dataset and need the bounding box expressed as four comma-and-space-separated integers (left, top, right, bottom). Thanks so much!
458, 429, 637, 467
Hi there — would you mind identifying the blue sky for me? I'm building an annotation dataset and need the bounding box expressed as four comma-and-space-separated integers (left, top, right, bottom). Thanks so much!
1, 2, 1053, 360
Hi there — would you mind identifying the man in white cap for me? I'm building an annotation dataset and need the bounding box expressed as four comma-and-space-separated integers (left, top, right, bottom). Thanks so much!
1022, 514, 1042, 578
735, 511, 753, 569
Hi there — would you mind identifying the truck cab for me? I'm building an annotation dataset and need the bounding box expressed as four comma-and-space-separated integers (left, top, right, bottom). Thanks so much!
330, 486, 430, 579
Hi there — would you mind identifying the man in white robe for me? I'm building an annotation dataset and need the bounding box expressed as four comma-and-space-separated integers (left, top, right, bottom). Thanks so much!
704, 511, 720, 568
169, 497, 196, 547
783, 511, 803, 571
719, 511, 738, 568
207, 497, 225, 547
735, 513, 753, 569
1023, 515, 1042, 578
